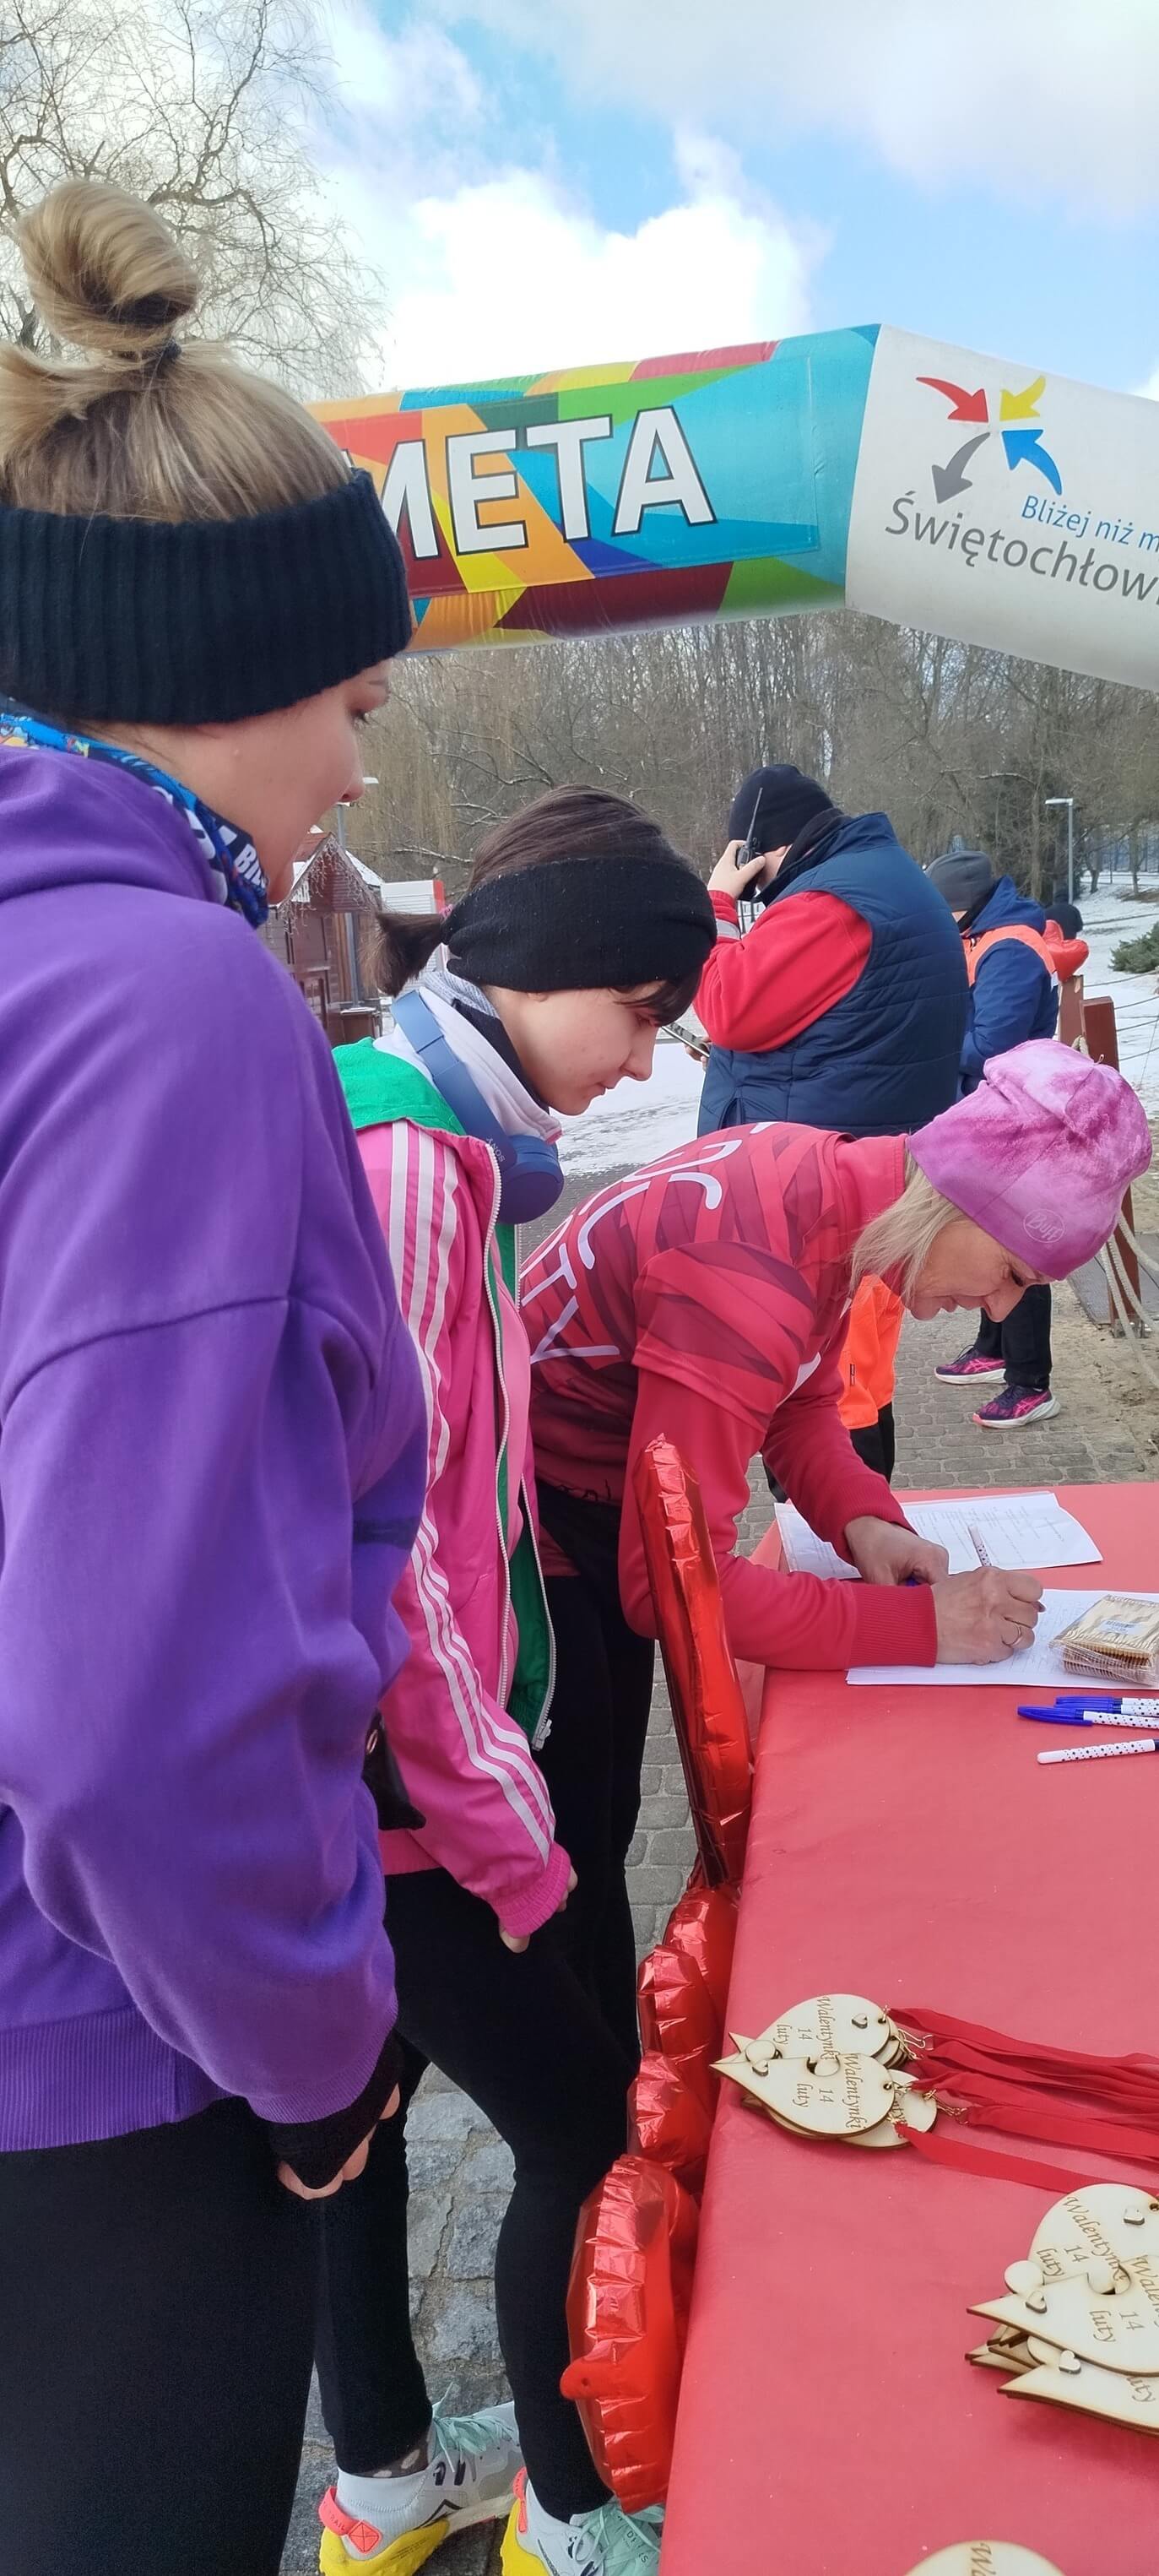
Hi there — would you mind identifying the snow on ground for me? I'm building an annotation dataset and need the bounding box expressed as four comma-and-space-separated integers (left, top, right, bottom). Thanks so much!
557, 1035, 703, 1173
1074, 879, 1159, 1105
555, 881, 1159, 1178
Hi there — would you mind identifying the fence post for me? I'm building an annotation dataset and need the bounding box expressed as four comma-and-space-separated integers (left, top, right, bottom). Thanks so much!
1058, 970, 1085, 1049
1082, 995, 1143, 1328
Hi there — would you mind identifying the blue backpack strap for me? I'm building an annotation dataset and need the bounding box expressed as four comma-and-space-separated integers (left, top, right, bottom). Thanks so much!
392, 990, 561, 1225
391, 990, 512, 1158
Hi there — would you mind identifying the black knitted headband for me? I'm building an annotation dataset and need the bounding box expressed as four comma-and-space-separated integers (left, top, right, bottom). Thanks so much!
0, 469, 412, 724
444, 854, 716, 994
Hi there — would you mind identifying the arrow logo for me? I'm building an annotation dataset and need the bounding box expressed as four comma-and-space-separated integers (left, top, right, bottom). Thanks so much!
931, 431, 989, 500
918, 376, 988, 422
999, 373, 1046, 421
1000, 425, 1063, 493
919, 367, 1063, 500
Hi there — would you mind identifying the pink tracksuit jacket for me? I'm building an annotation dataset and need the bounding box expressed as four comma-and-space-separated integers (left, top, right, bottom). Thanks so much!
355, 1109, 572, 1942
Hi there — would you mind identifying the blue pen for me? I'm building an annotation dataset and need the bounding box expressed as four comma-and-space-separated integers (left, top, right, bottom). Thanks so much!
1050, 1693, 1140, 1712
1053, 1693, 1159, 1717
1019, 1704, 1159, 1731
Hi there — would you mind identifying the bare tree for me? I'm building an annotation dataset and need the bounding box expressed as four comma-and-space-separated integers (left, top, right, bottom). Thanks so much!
347, 608, 1159, 903
0, 0, 382, 391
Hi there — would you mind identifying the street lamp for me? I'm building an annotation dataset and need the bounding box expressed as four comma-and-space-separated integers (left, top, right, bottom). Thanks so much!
333, 781, 379, 856
1044, 795, 1075, 906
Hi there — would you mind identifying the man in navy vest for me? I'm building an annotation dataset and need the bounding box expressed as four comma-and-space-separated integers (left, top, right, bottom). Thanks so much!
925, 846, 1059, 1430
696, 764, 968, 1138
695, 764, 968, 1481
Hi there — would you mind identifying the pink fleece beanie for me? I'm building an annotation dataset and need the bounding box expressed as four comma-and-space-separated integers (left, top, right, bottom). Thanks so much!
908, 1040, 1152, 1278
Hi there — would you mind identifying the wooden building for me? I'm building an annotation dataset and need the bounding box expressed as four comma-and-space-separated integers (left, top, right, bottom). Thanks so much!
262, 833, 381, 1040
262, 835, 446, 1044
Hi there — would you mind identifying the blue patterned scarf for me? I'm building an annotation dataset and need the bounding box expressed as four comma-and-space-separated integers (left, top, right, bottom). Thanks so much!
0, 701, 268, 927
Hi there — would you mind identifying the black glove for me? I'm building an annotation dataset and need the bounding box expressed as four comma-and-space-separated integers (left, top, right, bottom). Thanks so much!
265, 2030, 403, 2192
363, 1716, 425, 1832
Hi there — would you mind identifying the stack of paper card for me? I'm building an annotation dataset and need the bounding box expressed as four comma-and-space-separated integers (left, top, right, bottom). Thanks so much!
902, 2552, 1064, 2576
968, 2183, 1159, 2440
717, 1990, 937, 2151
1055, 1594, 1159, 1688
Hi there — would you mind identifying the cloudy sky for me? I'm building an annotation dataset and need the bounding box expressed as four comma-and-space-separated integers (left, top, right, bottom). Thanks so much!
316, 0, 1155, 398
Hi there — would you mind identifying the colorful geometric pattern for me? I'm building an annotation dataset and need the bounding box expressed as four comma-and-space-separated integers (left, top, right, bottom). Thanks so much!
311, 328, 879, 652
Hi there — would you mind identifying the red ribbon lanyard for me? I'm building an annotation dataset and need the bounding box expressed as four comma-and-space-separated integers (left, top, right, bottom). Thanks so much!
897, 2122, 1115, 2198
896, 2004, 1159, 2117
891, 2003, 1159, 2174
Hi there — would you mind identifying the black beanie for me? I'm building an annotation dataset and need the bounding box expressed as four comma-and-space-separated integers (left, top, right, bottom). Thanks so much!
925, 850, 995, 914
0, 469, 413, 725
728, 763, 833, 853
445, 854, 716, 993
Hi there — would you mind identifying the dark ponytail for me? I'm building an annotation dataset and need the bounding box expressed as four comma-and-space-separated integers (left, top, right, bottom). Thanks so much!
373, 908, 447, 996
374, 786, 706, 1012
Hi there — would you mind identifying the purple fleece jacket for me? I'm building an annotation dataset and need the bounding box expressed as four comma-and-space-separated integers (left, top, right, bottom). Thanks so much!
0, 746, 425, 2151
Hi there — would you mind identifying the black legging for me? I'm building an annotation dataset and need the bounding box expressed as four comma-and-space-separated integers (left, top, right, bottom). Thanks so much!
975, 1285, 1053, 1391
534, 1481, 658, 2068
0, 2099, 317, 2576
538, 1571, 656, 2068
848, 1402, 896, 1483
315, 1867, 633, 2523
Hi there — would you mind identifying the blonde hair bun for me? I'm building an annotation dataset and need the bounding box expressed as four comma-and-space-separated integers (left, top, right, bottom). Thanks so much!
0, 177, 354, 524
19, 182, 198, 366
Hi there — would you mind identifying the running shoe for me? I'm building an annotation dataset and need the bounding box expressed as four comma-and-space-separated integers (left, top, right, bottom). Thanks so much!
934, 1347, 1005, 1382
972, 1386, 1059, 1429
319, 2399, 521, 2573
501, 2470, 661, 2574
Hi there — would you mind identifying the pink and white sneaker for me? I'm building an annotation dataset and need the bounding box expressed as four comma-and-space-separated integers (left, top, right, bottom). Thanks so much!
934, 1347, 1005, 1382
972, 1386, 1058, 1429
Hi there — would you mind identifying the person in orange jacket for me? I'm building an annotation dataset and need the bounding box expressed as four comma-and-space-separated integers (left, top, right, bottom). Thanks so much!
837, 1274, 905, 1480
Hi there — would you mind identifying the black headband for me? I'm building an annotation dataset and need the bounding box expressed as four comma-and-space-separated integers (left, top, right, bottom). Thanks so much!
444, 853, 716, 995
0, 469, 412, 725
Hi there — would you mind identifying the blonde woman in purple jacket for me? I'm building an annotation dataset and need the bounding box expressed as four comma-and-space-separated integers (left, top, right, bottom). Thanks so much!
0, 182, 423, 2574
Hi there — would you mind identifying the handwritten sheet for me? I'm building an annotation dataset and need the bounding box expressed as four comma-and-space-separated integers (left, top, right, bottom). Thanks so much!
776, 1491, 1102, 1583
846, 1588, 1159, 1688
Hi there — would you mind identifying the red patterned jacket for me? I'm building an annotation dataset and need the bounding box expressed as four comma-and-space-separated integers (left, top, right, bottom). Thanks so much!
521, 1124, 937, 1670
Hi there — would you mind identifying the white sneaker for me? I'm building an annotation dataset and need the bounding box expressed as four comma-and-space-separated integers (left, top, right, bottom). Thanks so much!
501, 2470, 662, 2574
319, 2398, 522, 2573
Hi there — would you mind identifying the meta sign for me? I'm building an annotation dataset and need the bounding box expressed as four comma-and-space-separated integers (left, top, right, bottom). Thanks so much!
314, 324, 1159, 687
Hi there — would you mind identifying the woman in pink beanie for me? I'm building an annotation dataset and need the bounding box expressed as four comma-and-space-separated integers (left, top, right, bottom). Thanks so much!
864, 1039, 1151, 1305
528, 1031, 1149, 1682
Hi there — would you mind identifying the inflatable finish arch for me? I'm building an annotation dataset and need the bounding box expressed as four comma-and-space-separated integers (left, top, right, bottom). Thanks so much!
314, 324, 1159, 691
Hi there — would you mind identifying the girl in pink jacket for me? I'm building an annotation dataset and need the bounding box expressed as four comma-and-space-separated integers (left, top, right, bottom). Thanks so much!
315, 790, 715, 2576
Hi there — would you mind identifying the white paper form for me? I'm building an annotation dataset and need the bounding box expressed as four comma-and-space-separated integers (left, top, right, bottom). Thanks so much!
847, 1588, 1159, 1688
775, 1504, 859, 1581
775, 1491, 1102, 1582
